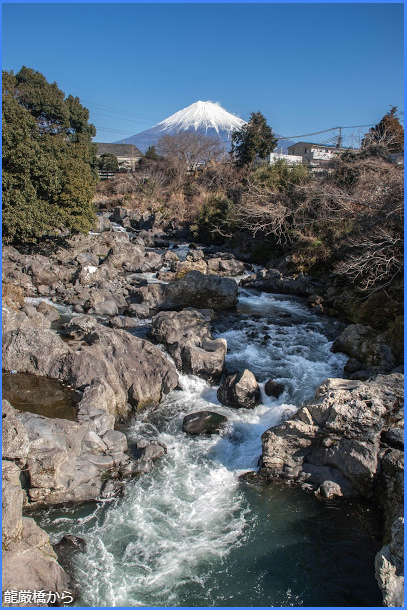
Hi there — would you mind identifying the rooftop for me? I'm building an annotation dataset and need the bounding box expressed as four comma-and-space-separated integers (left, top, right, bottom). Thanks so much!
96, 143, 143, 157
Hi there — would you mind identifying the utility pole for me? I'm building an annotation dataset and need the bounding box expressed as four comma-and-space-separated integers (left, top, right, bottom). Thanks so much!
336, 127, 342, 149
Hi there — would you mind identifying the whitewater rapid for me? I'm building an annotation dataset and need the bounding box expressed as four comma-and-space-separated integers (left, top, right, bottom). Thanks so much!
34, 289, 381, 607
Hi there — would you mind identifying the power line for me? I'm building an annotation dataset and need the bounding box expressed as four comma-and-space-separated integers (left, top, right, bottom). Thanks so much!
91, 111, 153, 127
83, 101, 161, 123
94, 126, 133, 135
281, 124, 374, 139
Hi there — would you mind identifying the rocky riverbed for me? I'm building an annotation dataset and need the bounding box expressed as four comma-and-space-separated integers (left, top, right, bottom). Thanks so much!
2, 208, 404, 607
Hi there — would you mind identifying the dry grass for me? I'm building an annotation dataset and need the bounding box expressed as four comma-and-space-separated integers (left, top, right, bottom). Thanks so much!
3, 283, 25, 310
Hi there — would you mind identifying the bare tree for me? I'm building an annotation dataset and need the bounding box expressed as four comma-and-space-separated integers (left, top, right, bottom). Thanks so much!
335, 227, 403, 293
157, 132, 226, 169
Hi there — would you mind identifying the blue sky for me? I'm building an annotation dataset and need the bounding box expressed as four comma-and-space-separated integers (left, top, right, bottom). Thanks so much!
2, 3, 404, 146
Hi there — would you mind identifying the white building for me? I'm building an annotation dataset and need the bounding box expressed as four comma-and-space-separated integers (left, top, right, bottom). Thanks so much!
255, 152, 303, 166
287, 142, 341, 165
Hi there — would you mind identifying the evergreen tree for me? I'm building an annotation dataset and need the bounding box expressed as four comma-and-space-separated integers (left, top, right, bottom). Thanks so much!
98, 153, 119, 172
362, 106, 404, 153
231, 111, 278, 167
2, 67, 98, 243
144, 145, 160, 161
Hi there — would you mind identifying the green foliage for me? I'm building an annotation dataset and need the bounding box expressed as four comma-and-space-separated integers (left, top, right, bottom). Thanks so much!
194, 193, 236, 242
231, 112, 278, 167
98, 153, 119, 172
362, 106, 404, 153
252, 159, 310, 191
144, 145, 160, 161
2, 67, 98, 244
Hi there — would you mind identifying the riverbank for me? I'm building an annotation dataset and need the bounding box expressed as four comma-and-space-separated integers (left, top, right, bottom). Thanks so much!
2, 209, 404, 607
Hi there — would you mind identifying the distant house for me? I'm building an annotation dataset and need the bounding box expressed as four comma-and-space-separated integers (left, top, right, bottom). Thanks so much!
287, 142, 340, 168
96, 143, 143, 171
255, 152, 303, 167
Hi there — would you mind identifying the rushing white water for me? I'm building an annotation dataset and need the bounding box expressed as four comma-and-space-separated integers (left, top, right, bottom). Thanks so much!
34, 289, 356, 607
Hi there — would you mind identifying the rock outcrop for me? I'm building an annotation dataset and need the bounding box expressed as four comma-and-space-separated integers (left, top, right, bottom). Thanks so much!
217, 369, 261, 409
2, 399, 131, 509
150, 309, 227, 380
260, 373, 404, 607
332, 323, 396, 377
183, 411, 227, 435
161, 271, 238, 311
241, 268, 317, 297
3, 312, 178, 417
375, 516, 404, 607
2, 423, 73, 605
260, 374, 403, 498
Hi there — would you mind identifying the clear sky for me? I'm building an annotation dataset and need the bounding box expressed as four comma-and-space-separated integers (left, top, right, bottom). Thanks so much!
2, 3, 404, 146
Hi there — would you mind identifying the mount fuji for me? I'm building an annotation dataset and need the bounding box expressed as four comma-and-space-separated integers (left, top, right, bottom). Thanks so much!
115, 101, 294, 154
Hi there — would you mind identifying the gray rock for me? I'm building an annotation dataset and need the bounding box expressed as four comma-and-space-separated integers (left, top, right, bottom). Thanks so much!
261, 374, 404, 499
381, 428, 404, 450
375, 516, 404, 607
110, 206, 128, 223
264, 379, 285, 399
2, 517, 73, 605
2, 461, 24, 547
2, 327, 69, 377
95, 215, 113, 232
161, 271, 238, 311
102, 430, 128, 453
2, 460, 73, 604
56, 316, 179, 416
127, 440, 167, 475
36, 301, 61, 322
14, 407, 128, 508
124, 303, 151, 318
206, 257, 246, 277
332, 323, 395, 373
241, 268, 316, 296
183, 411, 227, 435
150, 309, 226, 380
217, 369, 261, 409
2, 400, 30, 465
76, 251, 99, 267
104, 242, 162, 273
170, 259, 208, 277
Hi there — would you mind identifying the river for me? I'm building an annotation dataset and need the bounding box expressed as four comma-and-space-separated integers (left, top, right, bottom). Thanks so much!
33, 284, 383, 607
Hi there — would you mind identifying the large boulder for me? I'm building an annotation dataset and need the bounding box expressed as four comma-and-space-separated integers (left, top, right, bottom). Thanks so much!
170, 259, 208, 278
183, 411, 227, 435
150, 309, 227, 380
59, 316, 178, 413
241, 268, 316, 296
2, 399, 130, 509
375, 516, 404, 607
128, 283, 166, 312
103, 242, 162, 273
2, 326, 69, 376
260, 374, 404, 499
3, 313, 178, 418
217, 369, 261, 409
206, 257, 246, 277
332, 323, 395, 374
264, 379, 285, 399
2, 460, 73, 605
161, 271, 238, 311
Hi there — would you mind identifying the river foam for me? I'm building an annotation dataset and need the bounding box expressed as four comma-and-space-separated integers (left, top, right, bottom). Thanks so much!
34, 289, 383, 607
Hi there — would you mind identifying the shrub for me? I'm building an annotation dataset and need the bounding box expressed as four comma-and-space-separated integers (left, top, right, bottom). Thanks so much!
194, 193, 236, 242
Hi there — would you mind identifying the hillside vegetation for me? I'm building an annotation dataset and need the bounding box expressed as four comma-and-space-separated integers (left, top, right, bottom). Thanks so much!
2, 67, 98, 244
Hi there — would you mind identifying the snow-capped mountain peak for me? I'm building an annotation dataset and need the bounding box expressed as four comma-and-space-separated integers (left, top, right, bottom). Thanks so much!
114, 100, 246, 152
157, 100, 245, 135
113, 100, 294, 154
